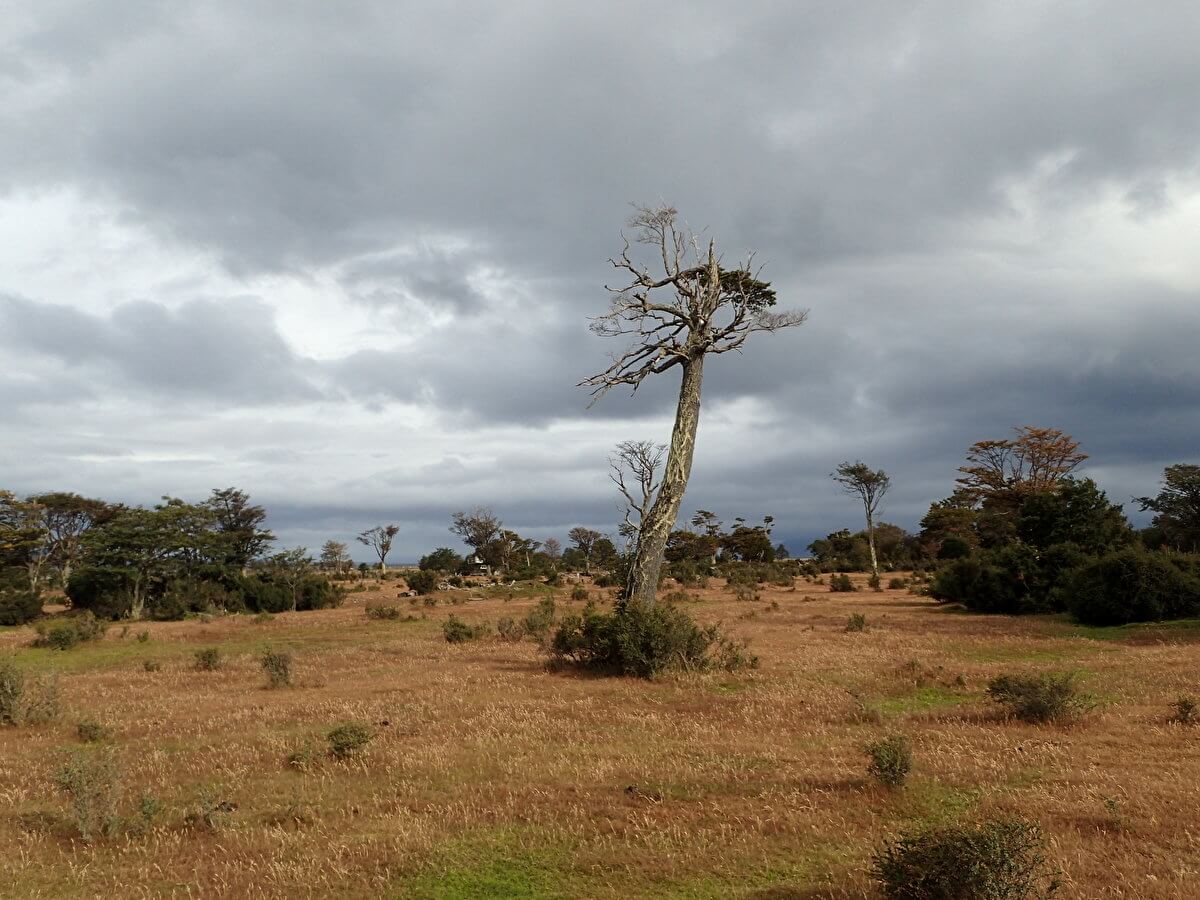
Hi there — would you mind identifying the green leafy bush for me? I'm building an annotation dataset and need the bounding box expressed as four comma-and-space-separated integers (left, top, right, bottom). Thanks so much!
867, 573, 883, 592
829, 574, 854, 592
845, 613, 867, 632
987, 672, 1091, 724
365, 604, 402, 620
53, 749, 123, 842
872, 818, 1058, 899
522, 597, 556, 641
0, 583, 41, 626
570, 585, 589, 602
865, 735, 912, 788
1065, 547, 1200, 625
406, 570, 439, 595
32, 612, 107, 650
327, 722, 372, 758
443, 615, 488, 643
548, 599, 756, 678
1170, 695, 1198, 726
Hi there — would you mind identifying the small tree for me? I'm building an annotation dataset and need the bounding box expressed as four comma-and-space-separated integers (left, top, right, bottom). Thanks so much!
567, 527, 605, 575
582, 205, 806, 605
609, 440, 665, 554
319, 540, 352, 574
449, 507, 503, 560
357, 525, 399, 575
832, 462, 891, 577
1138, 464, 1200, 552
204, 488, 275, 570
266, 548, 313, 611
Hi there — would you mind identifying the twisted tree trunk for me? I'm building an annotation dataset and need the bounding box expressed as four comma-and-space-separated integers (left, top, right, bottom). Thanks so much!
627, 354, 705, 606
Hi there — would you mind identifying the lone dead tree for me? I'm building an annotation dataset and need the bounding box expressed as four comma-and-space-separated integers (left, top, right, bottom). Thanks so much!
609, 439, 666, 553
582, 205, 808, 605
831, 461, 891, 577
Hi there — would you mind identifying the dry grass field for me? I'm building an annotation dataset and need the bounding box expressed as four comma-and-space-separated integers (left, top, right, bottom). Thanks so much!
2, 576, 1199, 898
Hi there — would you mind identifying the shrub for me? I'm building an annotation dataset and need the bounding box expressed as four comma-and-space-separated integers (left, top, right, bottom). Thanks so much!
136, 630, 150, 642
443, 614, 488, 643
548, 599, 756, 678
829, 574, 854, 592
193, 648, 223, 671
1066, 547, 1200, 625
53, 749, 122, 842
865, 735, 912, 788
76, 718, 112, 743
327, 722, 372, 758
0, 584, 42, 626
987, 672, 1090, 724
142, 659, 161, 673
184, 789, 237, 831
0, 656, 60, 726
668, 559, 709, 588
365, 604, 402, 620
496, 616, 522, 641
867, 573, 883, 592
570, 585, 589, 602
845, 613, 867, 632
32, 612, 107, 650
522, 598, 556, 641
406, 570, 439, 595
872, 818, 1058, 899
732, 583, 760, 602
260, 650, 292, 688
888, 577, 908, 590
1170, 695, 1198, 726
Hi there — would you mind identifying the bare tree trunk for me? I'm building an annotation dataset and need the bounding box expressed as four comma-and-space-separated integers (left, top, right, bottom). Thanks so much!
864, 506, 879, 577
131, 575, 144, 620
627, 355, 705, 606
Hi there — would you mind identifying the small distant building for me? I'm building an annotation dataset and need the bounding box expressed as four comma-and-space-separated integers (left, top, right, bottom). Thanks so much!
467, 553, 492, 576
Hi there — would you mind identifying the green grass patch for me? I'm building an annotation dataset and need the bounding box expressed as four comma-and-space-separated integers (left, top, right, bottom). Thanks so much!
891, 781, 979, 827
1062, 617, 1200, 643
873, 685, 966, 716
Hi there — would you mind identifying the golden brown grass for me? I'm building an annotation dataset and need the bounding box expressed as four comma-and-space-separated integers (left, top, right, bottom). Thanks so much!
1, 576, 1198, 898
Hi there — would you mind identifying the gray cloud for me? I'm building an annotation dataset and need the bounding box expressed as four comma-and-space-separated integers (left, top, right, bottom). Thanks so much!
0, 2, 1197, 560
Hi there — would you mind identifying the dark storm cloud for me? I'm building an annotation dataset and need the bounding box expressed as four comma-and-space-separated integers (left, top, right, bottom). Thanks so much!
1, 1, 1198, 557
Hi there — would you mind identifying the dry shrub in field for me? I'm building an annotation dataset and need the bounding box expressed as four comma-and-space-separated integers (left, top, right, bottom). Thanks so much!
1170, 695, 1198, 726
193, 647, 223, 671
53, 749, 122, 842
365, 603, 402, 620
864, 735, 912, 788
987, 672, 1092, 724
442, 614, 488, 643
548, 600, 756, 678
327, 722, 372, 758
32, 612, 107, 650
872, 818, 1059, 899
570, 585, 589, 602
142, 659, 161, 673
0, 656, 60, 726
829, 573, 854, 592
260, 649, 292, 688
184, 789, 237, 831
522, 597, 556, 641
76, 717, 112, 743
845, 613, 867, 632
868, 573, 883, 592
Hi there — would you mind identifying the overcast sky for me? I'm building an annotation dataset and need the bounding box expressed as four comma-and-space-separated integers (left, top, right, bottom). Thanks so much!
2, 2, 1198, 561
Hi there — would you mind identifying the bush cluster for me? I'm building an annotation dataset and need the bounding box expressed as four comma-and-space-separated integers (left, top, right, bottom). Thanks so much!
548, 599, 756, 678
829, 574, 854, 592
0, 580, 41, 626
405, 570, 439, 595
872, 818, 1058, 899
864, 735, 912, 788
327, 722, 372, 758
443, 615, 489, 643
987, 672, 1091, 724
1064, 547, 1200, 626
32, 612, 107, 650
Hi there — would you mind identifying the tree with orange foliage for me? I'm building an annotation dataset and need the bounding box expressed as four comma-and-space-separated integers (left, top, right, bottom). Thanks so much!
956, 426, 1087, 512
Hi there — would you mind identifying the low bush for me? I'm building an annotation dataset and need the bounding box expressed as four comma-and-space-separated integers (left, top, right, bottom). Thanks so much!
443, 615, 488, 643
668, 559, 709, 588
184, 789, 237, 831
327, 722, 372, 758
260, 650, 292, 688
732, 583, 760, 602
0, 584, 42, 626
872, 818, 1058, 899
0, 656, 60, 726
77, 718, 112, 743
888, 577, 908, 590
1065, 547, 1200, 626
829, 574, 854, 592
1170, 695, 1198, 726
53, 749, 122, 843
496, 616, 522, 641
142, 659, 161, 673
865, 735, 912, 788
867, 574, 883, 592
365, 604, 402, 620
987, 672, 1091, 724
548, 599, 756, 678
31, 612, 107, 650
845, 613, 867, 632
570, 585, 589, 602
193, 648, 223, 671
522, 597, 556, 641
406, 570, 439, 595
